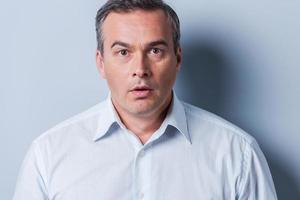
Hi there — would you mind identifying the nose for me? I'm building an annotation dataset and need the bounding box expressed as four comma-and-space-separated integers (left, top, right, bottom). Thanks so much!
132, 53, 152, 78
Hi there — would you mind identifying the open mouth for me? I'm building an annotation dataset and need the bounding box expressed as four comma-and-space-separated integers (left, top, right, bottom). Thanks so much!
130, 87, 153, 98
134, 88, 151, 91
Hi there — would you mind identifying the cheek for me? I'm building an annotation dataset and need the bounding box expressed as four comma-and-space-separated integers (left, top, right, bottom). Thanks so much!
104, 66, 129, 93
155, 60, 178, 83
106, 72, 123, 88
104, 58, 131, 78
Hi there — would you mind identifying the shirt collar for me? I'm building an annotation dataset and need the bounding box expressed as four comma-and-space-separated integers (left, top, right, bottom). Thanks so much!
93, 92, 191, 144
92, 93, 118, 141
165, 92, 192, 144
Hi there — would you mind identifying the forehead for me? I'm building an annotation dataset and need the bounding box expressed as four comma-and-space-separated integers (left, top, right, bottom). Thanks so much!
101, 9, 173, 47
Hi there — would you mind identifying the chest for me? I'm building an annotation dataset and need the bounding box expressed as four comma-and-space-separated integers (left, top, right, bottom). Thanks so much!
47, 143, 239, 200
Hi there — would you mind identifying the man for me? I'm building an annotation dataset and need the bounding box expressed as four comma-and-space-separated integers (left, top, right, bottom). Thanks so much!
13, 0, 277, 199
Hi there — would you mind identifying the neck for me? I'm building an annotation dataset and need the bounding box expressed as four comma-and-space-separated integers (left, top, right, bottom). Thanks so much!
113, 94, 172, 144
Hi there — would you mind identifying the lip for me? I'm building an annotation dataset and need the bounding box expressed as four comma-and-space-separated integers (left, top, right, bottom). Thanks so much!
130, 85, 153, 98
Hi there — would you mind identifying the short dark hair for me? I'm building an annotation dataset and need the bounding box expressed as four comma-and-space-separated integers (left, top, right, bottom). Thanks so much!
95, 0, 181, 53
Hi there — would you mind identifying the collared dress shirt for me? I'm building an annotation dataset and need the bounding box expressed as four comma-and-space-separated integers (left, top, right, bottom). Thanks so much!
13, 94, 277, 200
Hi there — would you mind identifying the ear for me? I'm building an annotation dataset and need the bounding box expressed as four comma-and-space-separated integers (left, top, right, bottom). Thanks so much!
96, 49, 106, 79
175, 47, 182, 72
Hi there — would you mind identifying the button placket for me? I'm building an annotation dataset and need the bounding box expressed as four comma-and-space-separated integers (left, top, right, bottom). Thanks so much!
134, 146, 153, 200
139, 149, 145, 157
140, 192, 144, 199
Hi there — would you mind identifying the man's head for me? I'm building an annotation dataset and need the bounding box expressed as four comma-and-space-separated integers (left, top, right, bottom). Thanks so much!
95, 0, 181, 54
95, 0, 182, 119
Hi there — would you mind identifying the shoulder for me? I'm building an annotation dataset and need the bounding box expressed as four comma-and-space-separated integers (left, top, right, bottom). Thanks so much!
33, 100, 107, 147
182, 101, 256, 148
181, 101, 261, 180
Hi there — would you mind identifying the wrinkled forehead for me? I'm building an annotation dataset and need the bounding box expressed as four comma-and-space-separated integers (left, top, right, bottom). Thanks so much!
101, 9, 174, 48
102, 8, 170, 27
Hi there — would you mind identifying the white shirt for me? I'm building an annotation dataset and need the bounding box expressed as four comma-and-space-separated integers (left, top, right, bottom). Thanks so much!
13, 93, 277, 200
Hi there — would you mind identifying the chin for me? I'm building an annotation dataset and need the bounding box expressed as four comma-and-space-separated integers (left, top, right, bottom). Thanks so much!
128, 103, 158, 116
129, 107, 154, 116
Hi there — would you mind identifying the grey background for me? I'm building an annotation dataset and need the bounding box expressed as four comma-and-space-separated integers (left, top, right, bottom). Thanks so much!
1, 0, 299, 199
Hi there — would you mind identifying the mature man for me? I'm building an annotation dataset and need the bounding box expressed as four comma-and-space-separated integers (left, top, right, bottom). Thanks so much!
13, 0, 277, 199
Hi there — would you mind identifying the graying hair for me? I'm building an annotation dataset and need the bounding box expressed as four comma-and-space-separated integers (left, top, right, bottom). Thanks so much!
95, 0, 181, 54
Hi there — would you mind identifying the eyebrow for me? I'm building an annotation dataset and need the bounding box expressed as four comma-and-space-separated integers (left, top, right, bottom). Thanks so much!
111, 41, 131, 49
147, 39, 169, 48
110, 39, 169, 49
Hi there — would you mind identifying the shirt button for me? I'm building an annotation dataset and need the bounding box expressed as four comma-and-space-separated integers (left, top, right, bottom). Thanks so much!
139, 150, 145, 157
140, 192, 144, 199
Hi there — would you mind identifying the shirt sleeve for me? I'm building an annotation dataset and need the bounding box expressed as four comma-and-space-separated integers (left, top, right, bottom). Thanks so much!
13, 141, 49, 200
237, 139, 278, 200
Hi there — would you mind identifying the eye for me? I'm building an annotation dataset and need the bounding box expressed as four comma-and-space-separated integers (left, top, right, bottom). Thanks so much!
150, 48, 162, 54
118, 49, 129, 56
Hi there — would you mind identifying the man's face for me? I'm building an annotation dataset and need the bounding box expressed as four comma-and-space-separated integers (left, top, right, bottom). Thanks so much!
96, 9, 181, 117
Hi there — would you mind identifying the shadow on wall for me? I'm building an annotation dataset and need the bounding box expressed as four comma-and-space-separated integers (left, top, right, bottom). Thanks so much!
174, 40, 300, 200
